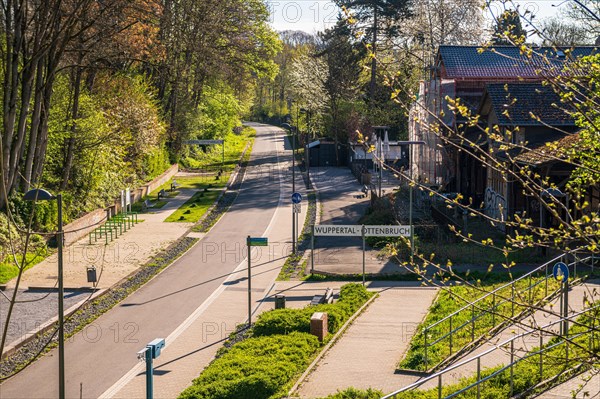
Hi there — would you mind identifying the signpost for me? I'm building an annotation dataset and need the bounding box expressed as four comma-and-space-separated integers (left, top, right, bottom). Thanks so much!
292, 192, 302, 204
246, 236, 268, 325
553, 261, 569, 336
292, 192, 302, 253
312, 224, 411, 284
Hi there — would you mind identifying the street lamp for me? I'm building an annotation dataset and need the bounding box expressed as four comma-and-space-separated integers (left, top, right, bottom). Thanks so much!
395, 141, 426, 265
282, 122, 297, 254
372, 126, 390, 198
24, 188, 64, 399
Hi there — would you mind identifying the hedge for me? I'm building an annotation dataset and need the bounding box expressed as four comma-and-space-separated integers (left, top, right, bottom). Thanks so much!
179, 284, 374, 399
179, 332, 319, 399
253, 283, 373, 337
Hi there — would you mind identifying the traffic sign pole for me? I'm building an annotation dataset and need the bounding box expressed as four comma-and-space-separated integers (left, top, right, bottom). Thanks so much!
247, 236, 252, 326
292, 133, 296, 254
362, 225, 366, 286
311, 224, 315, 274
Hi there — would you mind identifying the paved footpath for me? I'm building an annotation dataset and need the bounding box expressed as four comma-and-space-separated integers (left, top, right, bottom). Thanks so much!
295, 279, 600, 398
310, 167, 405, 276
533, 370, 600, 398
295, 282, 438, 398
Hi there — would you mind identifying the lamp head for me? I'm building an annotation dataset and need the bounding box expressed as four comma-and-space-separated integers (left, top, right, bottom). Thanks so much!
24, 188, 55, 201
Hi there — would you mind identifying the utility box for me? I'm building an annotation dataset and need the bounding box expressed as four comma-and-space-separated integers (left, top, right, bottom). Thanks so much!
310, 312, 328, 341
274, 294, 286, 309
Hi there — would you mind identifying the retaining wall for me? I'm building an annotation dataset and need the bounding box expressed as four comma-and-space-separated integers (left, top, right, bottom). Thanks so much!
63, 164, 179, 245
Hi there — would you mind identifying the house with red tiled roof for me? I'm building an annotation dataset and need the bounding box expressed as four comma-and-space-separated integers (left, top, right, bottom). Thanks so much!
409, 45, 597, 231
478, 82, 580, 229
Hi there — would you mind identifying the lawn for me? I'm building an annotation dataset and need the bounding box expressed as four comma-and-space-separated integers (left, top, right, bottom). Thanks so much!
399, 276, 561, 371
164, 190, 221, 223
0, 250, 49, 284
183, 126, 255, 172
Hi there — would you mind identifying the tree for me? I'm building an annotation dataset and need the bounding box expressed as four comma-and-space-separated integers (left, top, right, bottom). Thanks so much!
492, 9, 527, 44
334, 0, 413, 102
564, 0, 600, 41
318, 20, 366, 161
409, 0, 484, 67
539, 17, 592, 46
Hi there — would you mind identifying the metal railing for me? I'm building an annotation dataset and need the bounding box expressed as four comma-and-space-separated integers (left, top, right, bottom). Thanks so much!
385, 303, 600, 399
419, 252, 595, 370
89, 211, 139, 244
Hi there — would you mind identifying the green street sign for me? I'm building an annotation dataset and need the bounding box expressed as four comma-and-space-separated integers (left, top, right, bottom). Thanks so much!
247, 237, 268, 246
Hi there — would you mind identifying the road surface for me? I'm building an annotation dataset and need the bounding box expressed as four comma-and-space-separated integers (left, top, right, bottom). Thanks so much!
0, 123, 302, 398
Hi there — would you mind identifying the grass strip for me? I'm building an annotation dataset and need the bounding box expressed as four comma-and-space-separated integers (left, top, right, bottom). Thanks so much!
399, 276, 561, 371
179, 283, 374, 399
191, 132, 255, 233
0, 249, 49, 284
183, 127, 256, 171
319, 305, 600, 399
277, 191, 317, 281
165, 190, 221, 223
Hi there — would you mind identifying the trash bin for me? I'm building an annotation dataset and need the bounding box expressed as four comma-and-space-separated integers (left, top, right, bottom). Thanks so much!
274, 294, 286, 309
87, 266, 97, 283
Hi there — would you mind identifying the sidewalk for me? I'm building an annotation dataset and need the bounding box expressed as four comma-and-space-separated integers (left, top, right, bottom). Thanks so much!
5, 185, 197, 290
295, 283, 438, 398
532, 370, 600, 398
293, 279, 600, 398
310, 167, 405, 275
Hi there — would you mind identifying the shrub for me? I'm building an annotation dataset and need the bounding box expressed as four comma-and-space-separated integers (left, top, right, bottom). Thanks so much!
253, 283, 373, 337
179, 332, 319, 399
319, 388, 383, 399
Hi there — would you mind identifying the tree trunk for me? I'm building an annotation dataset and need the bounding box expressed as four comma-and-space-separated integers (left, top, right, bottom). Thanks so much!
369, 6, 378, 103
60, 65, 83, 190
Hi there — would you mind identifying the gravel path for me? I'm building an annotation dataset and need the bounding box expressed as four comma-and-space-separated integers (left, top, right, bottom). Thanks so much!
0, 290, 89, 348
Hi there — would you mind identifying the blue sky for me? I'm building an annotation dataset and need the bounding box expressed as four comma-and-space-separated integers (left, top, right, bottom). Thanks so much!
268, 1, 568, 34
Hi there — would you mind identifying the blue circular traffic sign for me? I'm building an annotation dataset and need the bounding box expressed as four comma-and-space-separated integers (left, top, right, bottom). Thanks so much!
553, 262, 569, 281
292, 192, 302, 204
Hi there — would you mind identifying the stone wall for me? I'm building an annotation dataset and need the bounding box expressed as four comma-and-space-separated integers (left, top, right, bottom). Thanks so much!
63, 164, 179, 245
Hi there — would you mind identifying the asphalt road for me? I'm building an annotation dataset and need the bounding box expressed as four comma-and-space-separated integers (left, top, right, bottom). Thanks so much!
0, 123, 291, 399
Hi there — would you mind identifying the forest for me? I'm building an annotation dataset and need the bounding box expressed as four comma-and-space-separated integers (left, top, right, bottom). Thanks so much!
0, 0, 280, 233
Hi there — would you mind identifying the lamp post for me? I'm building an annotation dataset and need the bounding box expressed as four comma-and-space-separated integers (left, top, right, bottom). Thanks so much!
24, 188, 64, 399
372, 126, 390, 198
282, 122, 296, 254
395, 141, 425, 265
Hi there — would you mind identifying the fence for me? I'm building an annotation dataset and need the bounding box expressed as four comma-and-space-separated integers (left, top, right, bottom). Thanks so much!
418, 252, 595, 370
384, 303, 600, 399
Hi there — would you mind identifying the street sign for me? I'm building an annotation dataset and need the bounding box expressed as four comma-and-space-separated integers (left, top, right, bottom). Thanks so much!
363, 225, 411, 237
314, 225, 362, 237
292, 192, 302, 204
307, 140, 321, 149
313, 224, 411, 237
293, 203, 301, 213
183, 139, 224, 145
553, 262, 569, 281
247, 237, 268, 246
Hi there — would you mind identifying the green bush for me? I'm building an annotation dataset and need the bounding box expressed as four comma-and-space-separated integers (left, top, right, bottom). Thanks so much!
180, 284, 375, 399
179, 332, 319, 399
319, 388, 383, 399
253, 283, 373, 337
